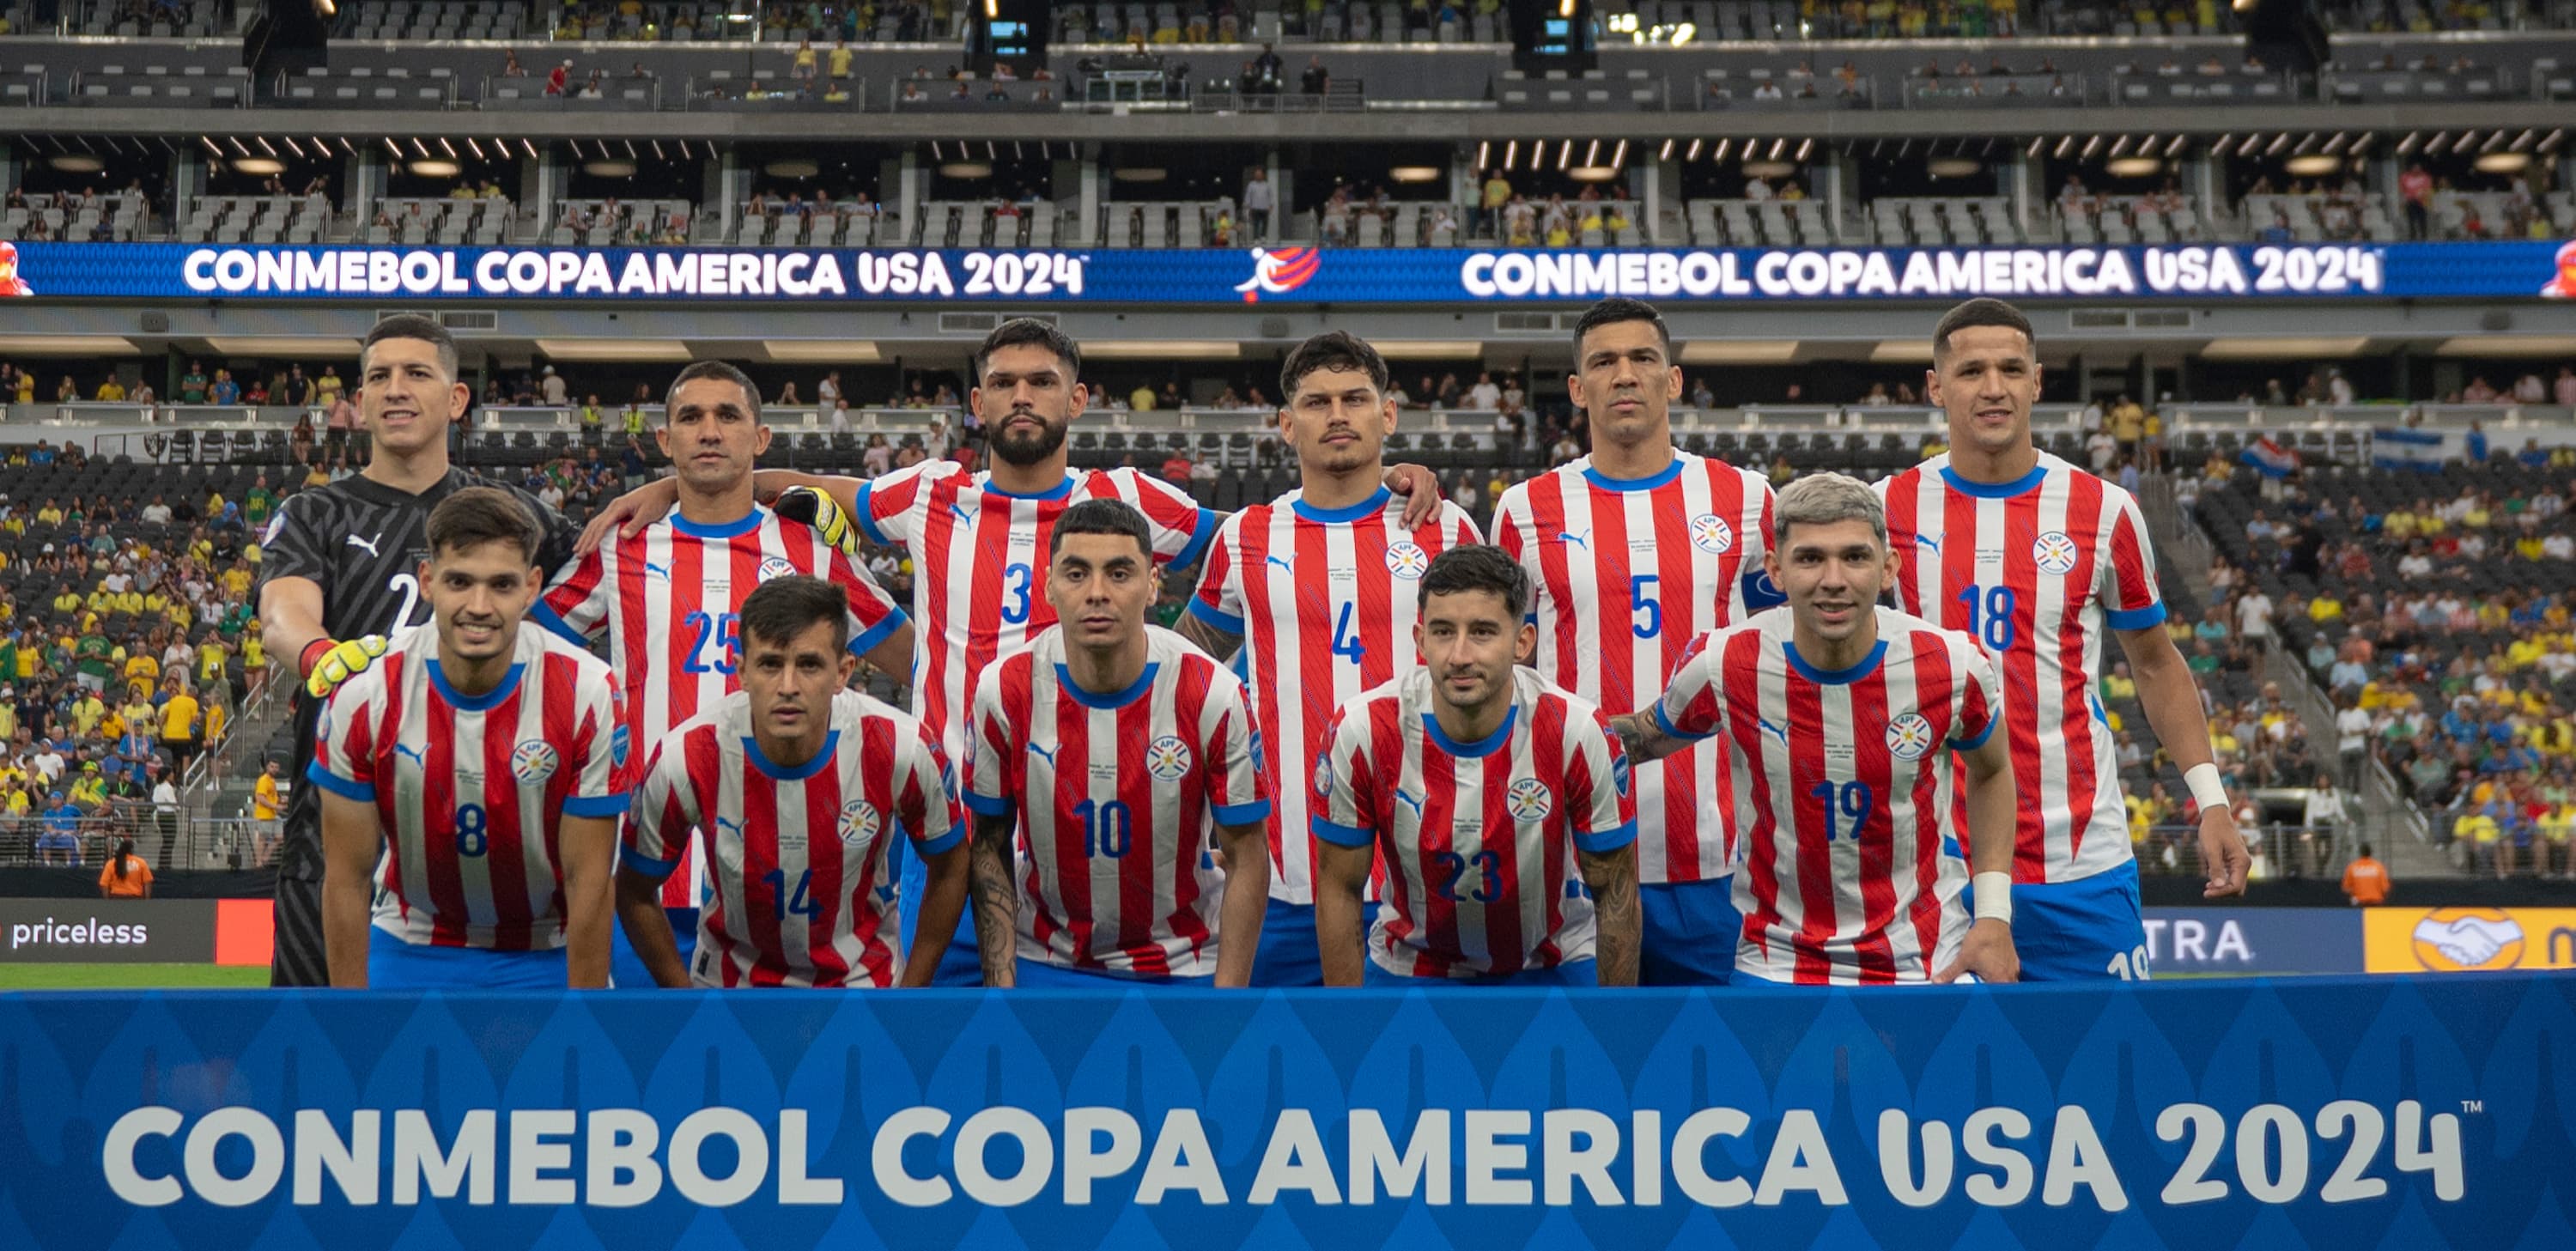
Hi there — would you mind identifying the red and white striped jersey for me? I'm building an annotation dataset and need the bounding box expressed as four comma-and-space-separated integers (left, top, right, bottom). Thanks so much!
1312, 667, 1636, 979
1652, 607, 2000, 985
621, 689, 963, 988
854, 460, 1214, 764
964, 625, 1269, 977
1876, 452, 2166, 885
1490, 452, 1777, 885
535, 506, 908, 908
309, 622, 628, 950
1188, 486, 1481, 904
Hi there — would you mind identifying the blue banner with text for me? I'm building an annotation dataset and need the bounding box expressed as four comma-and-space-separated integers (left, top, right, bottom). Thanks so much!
0, 238, 2569, 305
1, 975, 2568, 1249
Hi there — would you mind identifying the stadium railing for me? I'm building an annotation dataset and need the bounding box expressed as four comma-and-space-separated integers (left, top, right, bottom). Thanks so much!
2, 811, 268, 872
2140, 822, 2352, 883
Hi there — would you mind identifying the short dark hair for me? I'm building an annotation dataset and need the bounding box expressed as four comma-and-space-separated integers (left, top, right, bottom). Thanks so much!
1279, 330, 1389, 403
424, 486, 542, 566
665, 360, 762, 424
1418, 544, 1528, 620
361, 313, 459, 382
1048, 497, 1151, 561
738, 574, 849, 654
1571, 297, 1671, 367
976, 318, 1082, 386
1933, 298, 2036, 361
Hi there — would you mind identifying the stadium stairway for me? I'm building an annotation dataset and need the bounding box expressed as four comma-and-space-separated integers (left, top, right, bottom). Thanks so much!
2143, 470, 2462, 884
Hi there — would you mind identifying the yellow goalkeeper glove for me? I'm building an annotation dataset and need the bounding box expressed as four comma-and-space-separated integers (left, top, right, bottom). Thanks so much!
302, 635, 390, 700
774, 485, 866, 560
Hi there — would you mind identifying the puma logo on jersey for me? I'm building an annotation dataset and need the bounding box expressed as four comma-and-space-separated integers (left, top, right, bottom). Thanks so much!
1026, 741, 1060, 768
1755, 718, 1789, 744
713, 815, 744, 839
392, 744, 427, 768
949, 501, 975, 525
345, 534, 382, 557
642, 561, 672, 580
1392, 788, 1425, 817
1557, 530, 1591, 551
1264, 555, 1295, 573
1913, 533, 1941, 554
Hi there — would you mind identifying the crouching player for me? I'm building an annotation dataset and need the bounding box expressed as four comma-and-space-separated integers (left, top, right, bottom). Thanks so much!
965, 499, 1272, 987
1312, 544, 1643, 987
313, 488, 625, 988
615, 576, 969, 987
1613, 474, 2020, 985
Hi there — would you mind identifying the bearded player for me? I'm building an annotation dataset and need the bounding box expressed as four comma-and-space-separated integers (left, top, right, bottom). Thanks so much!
1615, 474, 2019, 986
1179, 330, 1481, 985
1490, 297, 1779, 984
1876, 298, 2247, 981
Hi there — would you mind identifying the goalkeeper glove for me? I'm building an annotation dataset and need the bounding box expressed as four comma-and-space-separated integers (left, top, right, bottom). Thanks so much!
774, 485, 866, 560
302, 635, 390, 700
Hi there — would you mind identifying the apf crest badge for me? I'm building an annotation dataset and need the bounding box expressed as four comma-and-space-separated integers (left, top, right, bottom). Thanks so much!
510, 740, 561, 784
1144, 734, 1194, 782
1690, 513, 1736, 555
2032, 531, 2081, 576
1506, 777, 1554, 823
839, 799, 881, 847
1885, 713, 1936, 761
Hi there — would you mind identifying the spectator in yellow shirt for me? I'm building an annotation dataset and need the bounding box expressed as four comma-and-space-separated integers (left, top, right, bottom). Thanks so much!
157, 677, 201, 771
124, 652, 158, 687
2308, 593, 2342, 623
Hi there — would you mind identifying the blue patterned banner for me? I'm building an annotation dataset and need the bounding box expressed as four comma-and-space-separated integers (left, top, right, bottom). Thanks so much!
2, 975, 2570, 1248
0, 239, 2570, 304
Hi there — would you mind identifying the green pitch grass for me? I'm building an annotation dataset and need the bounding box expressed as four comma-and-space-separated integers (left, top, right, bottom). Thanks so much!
0, 963, 270, 990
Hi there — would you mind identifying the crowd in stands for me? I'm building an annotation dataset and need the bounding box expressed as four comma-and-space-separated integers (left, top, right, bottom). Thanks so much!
2192, 440, 2576, 880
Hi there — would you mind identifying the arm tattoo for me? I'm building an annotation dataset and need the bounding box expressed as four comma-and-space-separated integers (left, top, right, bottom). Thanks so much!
1580, 845, 1642, 987
969, 812, 1019, 984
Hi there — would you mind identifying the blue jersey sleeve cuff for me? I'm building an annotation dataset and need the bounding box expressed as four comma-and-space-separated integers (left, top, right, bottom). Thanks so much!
913, 823, 965, 857
1651, 701, 1714, 743
1574, 818, 1639, 854
1212, 798, 1271, 827
1165, 508, 1218, 569
563, 792, 628, 818
846, 608, 907, 659
850, 481, 892, 547
1186, 597, 1245, 636
2105, 601, 2167, 630
963, 791, 1015, 817
1951, 713, 1998, 752
526, 598, 590, 647
304, 762, 374, 803
618, 844, 677, 879
1310, 817, 1375, 848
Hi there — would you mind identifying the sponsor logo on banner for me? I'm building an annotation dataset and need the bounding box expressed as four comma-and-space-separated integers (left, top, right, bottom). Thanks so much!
0, 240, 34, 296
0, 899, 214, 963
2366, 906, 2576, 973
2543, 240, 2576, 298
2141, 907, 2364, 975
1232, 246, 1320, 302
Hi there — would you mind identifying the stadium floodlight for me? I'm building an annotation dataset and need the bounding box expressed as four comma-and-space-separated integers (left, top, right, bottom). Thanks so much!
2164, 134, 2188, 155
2105, 156, 2161, 178
2026, 137, 2044, 156
1503, 140, 1518, 169
1669, 22, 1692, 42
1685, 138, 1702, 161
2539, 131, 2564, 154
2108, 136, 2130, 157
1478, 141, 1491, 168
2510, 129, 2536, 150
1657, 139, 1674, 161
1709, 138, 1728, 161
1583, 139, 1599, 167
1612, 139, 1628, 168
1556, 139, 1571, 169
2474, 152, 2530, 173
410, 159, 461, 177
1388, 166, 1443, 183
2284, 154, 2340, 176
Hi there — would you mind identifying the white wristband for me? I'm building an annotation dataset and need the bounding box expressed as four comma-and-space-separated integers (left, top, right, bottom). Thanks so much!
1972, 871, 2012, 925
2185, 762, 2229, 813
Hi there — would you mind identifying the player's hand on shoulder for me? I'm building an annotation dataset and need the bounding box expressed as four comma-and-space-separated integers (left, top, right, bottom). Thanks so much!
775, 485, 865, 559
303, 635, 390, 699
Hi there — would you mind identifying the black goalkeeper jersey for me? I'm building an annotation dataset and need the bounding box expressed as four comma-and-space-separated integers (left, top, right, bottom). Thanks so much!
254, 468, 579, 881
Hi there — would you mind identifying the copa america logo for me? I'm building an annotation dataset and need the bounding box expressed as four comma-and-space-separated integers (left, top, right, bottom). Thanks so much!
1314, 748, 1334, 796
509, 739, 560, 784
2032, 531, 2081, 575
1232, 246, 1320, 303
0, 240, 33, 297
758, 555, 799, 581
1505, 777, 1554, 823
1145, 734, 1194, 782
838, 799, 880, 846
1884, 713, 1936, 761
1690, 513, 1735, 555
1385, 542, 1431, 580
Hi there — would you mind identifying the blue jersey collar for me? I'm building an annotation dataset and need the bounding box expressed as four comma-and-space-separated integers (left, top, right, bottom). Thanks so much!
1783, 638, 1886, 685
1582, 457, 1684, 493
1423, 704, 1516, 758
669, 508, 763, 539
1938, 463, 2048, 500
985, 471, 1078, 501
744, 730, 840, 780
425, 660, 526, 712
1058, 661, 1158, 709
1291, 486, 1392, 525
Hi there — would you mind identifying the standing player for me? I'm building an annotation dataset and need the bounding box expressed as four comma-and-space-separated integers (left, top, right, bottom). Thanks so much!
1491, 296, 1778, 984
1178, 331, 1481, 985
1878, 298, 2248, 981
532, 361, 910, 988
964, 500, 1271, 987
310, 489, 625, 988
260, 314, 583, 987
1615, 475, 2020, 985
1311, 545, 1640, 987
616, 576, 967, 988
